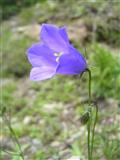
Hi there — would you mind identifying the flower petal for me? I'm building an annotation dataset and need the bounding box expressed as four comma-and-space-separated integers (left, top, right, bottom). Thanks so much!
27, 43, 57, 67
40, 24, 69, 52
30, 66, 56, 81
59, 27, 69, 44
56, 45, 87, 75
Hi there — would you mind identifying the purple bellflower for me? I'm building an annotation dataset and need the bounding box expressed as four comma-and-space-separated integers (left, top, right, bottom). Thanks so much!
27, 24, 87, 81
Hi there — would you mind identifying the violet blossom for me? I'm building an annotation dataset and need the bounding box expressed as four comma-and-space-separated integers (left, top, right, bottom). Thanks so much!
27, 24, 87, 81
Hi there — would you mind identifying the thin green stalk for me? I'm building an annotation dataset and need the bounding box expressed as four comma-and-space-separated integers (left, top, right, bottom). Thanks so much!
87, 110, 91, 160
87, 68, 92, 105
2, 149, 22, 157
3, 115, 24, 160
86, 68, 92, 160
86, 68, 98, 160
91, 104, 98, 158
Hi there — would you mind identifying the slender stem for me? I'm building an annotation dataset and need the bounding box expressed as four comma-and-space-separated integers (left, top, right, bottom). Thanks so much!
86, 68, 98, 160
2, 149, 22, 156
91, 104, 98, 158
86, 68, 92, 106
87, 110, 91, 160
86, 68, 92, 160
3, 115, 24, 160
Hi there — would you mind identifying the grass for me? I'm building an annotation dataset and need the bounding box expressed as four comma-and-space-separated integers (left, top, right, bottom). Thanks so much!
1, 23, 34, 77
1, 74, 120, 159
1, 35, 120, 160
89, 43, 120, 100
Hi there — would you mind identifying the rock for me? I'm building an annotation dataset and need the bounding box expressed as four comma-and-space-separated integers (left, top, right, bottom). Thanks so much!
32, 138, 42, 146
30, 139, 42, 153
101, 117, 114, 125
51, 141, 61, 148
67, 156, 81, 160
15, 24, 40, 39
14, 21, 88, 42
23, 116, 32, 124
43, 102, 63, 112
0, 135, 13, 150
68, 20, 88, 43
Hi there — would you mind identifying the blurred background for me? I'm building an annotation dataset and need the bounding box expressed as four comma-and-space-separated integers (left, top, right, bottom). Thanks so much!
1, 0, 120, 159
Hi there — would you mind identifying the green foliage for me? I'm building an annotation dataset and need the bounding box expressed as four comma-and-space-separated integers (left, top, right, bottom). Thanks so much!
90, 43, 120, 99
1, 25, 34, 77
33, 76, 79, 105
1, 82, 16, 109
103, 139, 120, 159
19, 0, 57, 24
71, 141, 83, 157
83, 1, 120, 47
12, 156, 23, 160
1, 81, 27, 115
1, 0, 46, 20
35, 151, 46, 160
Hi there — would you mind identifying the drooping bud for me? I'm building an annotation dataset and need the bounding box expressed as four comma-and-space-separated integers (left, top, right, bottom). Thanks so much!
80, 111, 90, 125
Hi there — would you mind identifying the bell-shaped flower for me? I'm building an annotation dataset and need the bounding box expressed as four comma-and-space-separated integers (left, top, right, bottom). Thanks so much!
27, 24, 87, 81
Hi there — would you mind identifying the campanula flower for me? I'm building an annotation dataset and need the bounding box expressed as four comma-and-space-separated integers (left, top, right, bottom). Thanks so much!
27, 24, 87, 81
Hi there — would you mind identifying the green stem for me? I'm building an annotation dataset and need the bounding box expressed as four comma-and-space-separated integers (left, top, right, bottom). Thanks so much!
86, 68, 98, 160
2, 149, 22, 157
87, 68, 91, 106
3, 115, 24, 160
86, 68, 92, 160
87, 109, 91, 160
91, 104, 98, 158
